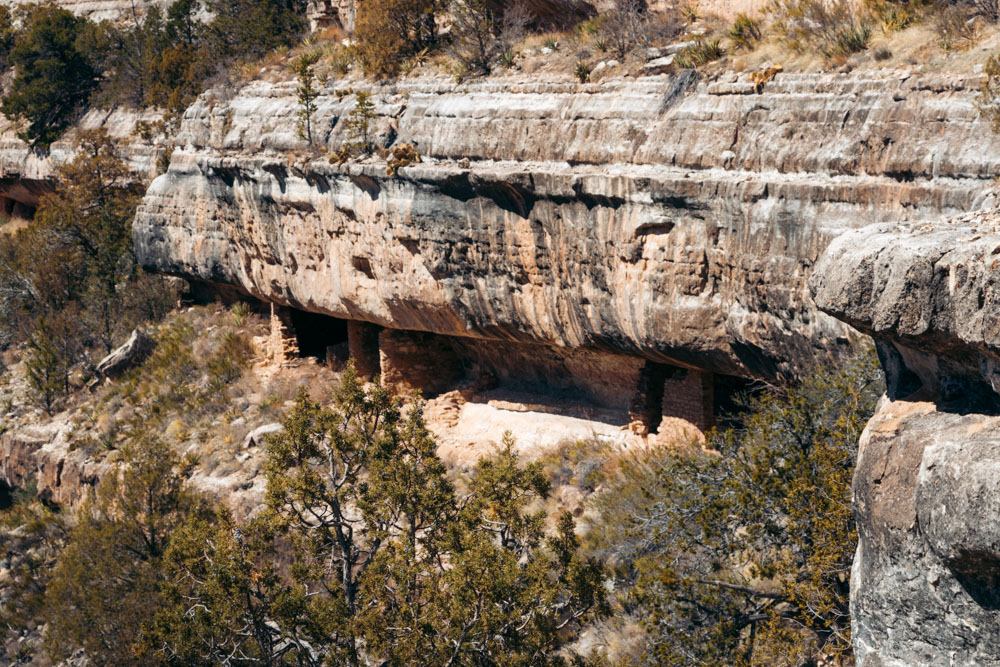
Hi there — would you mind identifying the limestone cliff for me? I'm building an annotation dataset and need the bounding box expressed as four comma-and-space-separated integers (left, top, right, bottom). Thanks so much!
812, 210, 1000, 665
0, 0, 171, 21
134, 70, 1000, 384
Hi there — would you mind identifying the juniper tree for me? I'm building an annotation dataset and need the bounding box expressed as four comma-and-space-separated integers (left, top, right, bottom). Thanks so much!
157, 364, 608, 666
1, 5, 98, 147
44, 433, 204, 665
344, 92, 377, 156
293, 52, 322, 147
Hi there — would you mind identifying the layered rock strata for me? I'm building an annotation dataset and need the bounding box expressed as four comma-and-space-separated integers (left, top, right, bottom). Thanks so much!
811, 209, 1000, 665
135, 71, 1000, 387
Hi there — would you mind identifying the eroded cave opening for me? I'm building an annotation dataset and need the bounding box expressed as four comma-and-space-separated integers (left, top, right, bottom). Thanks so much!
713, 374, 759, 429
287, 308, 349, 361
0, 195, 36, 223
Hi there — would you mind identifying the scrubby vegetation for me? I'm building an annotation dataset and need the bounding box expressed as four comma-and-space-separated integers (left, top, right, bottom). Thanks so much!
0, 0, 996, 151
0, 130, 175, 412
1, 362, 608, 665
584, 350, 883, 664
1, 0, 306, 147
0, 0, 977, 664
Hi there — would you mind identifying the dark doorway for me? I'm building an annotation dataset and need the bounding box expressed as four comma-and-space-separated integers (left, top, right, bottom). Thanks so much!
713, 374, 760, 430
289, 309, 348, 360
638, 362, 669, 434
0, 482, 14, 511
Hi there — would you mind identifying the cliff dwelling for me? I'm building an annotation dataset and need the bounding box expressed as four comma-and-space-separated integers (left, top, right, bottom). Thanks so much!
264, 298, 747, 447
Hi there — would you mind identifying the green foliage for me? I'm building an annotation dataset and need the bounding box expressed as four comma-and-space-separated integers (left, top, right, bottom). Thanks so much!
34, 130, 144, 352
674, 38, 724, 68
157, 510, 323, 664
769, 0, 874, 58
0, 130, 175, 370
204, 0, 307, 62
0, 6, 16, 69
1, 5, 98, 147
342, 91, 377, 157
575, 61, 592, 82
96, 2, 212, 111
231, 365, 606, 665
44, 433, 205, 664
591, 350, 883, 665
729, 13, 763, 49
25, 317, 74, 414
292, 51, 322, 146
0, 501, 67, 663
113, 317, 253, 426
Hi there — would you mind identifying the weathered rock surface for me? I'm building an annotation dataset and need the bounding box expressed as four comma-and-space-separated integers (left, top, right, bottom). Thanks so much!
135, 70, 1000, 381
0, 0, 171, 21
848, 399, 1000, 666
0, 106, 170, 213
811, 209, 1000, 664
0, 422, 107, 507
811, 210, 1000, 408
96, 328, 154, 378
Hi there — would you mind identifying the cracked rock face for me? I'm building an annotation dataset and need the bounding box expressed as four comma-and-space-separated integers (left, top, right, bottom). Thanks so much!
135, 71, 1000, 381
850, 400, 1000, 666
812, 210, 1000, 664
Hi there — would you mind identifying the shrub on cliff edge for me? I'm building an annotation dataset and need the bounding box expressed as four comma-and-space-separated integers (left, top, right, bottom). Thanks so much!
591, 350, 883, 665
1, 5, 98, 148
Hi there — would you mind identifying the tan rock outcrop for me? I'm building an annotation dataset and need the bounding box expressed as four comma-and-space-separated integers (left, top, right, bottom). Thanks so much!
134, 70, 1000, 383
0, 422, 107, 508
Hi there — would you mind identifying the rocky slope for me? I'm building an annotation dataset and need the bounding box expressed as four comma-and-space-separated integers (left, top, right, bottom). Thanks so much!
135, 70, 1000, 385
811, 210, 1000, 665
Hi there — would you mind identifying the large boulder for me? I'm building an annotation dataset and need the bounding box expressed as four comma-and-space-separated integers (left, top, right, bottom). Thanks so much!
96, 329, 154, 379
810, 209, 1000, 665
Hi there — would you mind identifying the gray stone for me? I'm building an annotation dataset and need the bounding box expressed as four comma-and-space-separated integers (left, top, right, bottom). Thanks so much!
241, 423, 283, 449
134, 72, 1000, 382
812, 209, 1000, 664
96, 329, 154, 379
643, 55, 675, 74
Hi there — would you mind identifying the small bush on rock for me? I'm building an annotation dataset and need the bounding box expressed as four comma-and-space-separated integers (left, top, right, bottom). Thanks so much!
674, 37, 723, 68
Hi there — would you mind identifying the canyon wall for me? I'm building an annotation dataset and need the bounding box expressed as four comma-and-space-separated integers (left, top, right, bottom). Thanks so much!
134, 70, 1000, 385
812, 210, 1000, 665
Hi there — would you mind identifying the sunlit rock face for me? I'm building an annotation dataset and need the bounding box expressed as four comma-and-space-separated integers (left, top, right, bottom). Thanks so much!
812, 210, 1000, 665
134, 71, 1000, 382
0, 0, 171, 21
